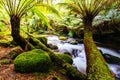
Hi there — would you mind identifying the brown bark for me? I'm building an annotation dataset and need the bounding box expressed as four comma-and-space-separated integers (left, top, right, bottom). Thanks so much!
10, 15, 34, 50
83, 23, 115, 80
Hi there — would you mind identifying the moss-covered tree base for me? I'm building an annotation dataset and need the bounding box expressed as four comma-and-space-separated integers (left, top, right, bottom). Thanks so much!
84, 28, 115, 80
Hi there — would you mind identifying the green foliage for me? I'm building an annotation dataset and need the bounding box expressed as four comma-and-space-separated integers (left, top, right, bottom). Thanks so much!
0, 40, 11, 47
0, 59, 11, 64
57, 54, 73, 65
14, 49, 52, 73
1, 0, 38, 18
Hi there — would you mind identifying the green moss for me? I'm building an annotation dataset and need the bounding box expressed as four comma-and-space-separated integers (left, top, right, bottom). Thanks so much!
14, 49, 52, 73
59, 36, 67, 40
36, 36, 48, 46
57, 54, 73, 65
0, 40, 11, 47
0, 59, 11, 64
84, 29, 115, 80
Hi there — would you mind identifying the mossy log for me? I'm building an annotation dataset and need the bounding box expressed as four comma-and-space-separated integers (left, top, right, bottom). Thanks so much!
30, 37, 86, 80
83, 27, 115, 80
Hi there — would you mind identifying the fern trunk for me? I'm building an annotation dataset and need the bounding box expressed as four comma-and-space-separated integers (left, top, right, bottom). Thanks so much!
10, 15, 34, 50
83, 23, 115, 80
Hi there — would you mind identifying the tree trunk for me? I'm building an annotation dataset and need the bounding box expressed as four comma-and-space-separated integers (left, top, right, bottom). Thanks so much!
10, 15, 34, 50
83, 23, 115, 80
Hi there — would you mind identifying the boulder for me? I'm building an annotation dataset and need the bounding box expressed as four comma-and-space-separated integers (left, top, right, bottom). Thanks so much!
48, 44, 58, 50
102, 53, 120, 65
14, 49, 51, 73
69, 40, 78, 44
57, 54, 73, 65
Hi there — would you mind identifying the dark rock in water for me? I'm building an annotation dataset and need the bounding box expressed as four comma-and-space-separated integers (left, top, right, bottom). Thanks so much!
72, 49, 79, 57
48, 44, 58, 50
69, 40, 78, 44
118, 50, 120, 53
77, 39, 83, 43
115, 73, 120, 80
99, 49, 103, 54
102, 53, 120, 65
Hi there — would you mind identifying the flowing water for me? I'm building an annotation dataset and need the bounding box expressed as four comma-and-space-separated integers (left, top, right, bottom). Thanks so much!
47, 35, 120, 79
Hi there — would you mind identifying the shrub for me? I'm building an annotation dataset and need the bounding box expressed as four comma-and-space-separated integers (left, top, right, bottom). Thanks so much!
14, 49, 51, 73
57, 54, 73, 65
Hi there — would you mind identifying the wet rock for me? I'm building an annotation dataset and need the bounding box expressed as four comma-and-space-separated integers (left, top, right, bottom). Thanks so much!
99, 49, 103, 54
77, 39, 83, 43
72, 49, 79, 57
115, 73, 120, 80
69, 40, 78, 44
48, 44, 58, 50
118, 50, 120, 53
102, 53, 120, 65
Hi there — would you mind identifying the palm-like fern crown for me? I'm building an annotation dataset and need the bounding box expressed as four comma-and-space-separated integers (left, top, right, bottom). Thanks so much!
1, 0, 39, 18
64, 0, 111, 23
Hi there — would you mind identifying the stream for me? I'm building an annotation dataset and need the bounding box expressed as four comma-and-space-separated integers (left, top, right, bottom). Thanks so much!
47, 35, 120, 79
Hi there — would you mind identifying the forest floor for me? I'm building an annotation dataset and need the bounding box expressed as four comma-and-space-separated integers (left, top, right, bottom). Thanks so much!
0, 46, 69, 80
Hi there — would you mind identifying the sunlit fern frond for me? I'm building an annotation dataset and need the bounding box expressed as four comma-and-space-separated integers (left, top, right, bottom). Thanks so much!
32, 7, 54, 31
59, 0, 113, 22
1, 0, 39, 18
35, 3, 61, 18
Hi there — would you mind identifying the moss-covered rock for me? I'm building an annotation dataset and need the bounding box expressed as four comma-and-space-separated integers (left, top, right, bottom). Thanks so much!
59, 36, 67, 40
64, 52, 71, 56
57, 54, 73, 65
29, 36, 48, 47
14, 49, 51, 73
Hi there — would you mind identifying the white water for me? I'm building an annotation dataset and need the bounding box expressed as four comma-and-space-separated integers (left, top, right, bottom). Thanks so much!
47, 35, 120, 78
